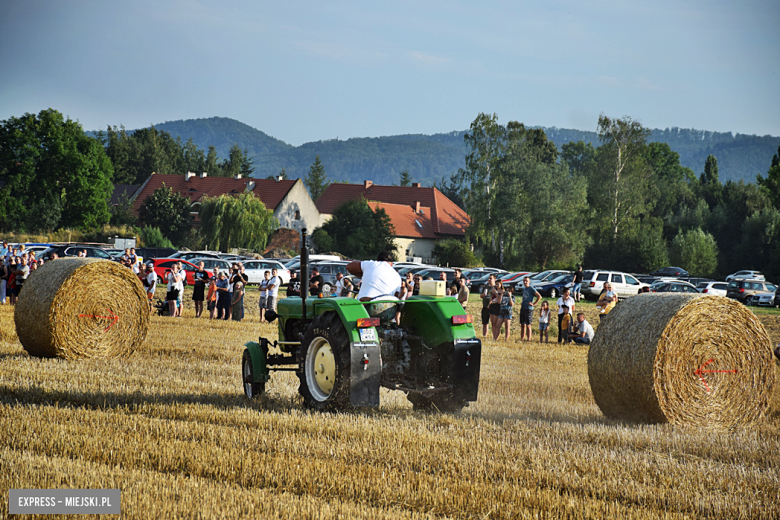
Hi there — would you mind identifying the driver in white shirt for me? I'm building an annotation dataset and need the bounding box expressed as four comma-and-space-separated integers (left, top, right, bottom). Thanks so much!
346, 251, 401, 302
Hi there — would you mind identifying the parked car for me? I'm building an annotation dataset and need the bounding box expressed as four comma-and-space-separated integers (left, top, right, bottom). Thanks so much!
685, 277, 714, 287
149, 258, 198, 285
725, 270, 765, 282
726, 279, 776, 303
747, 290, 779, 307
649, 280, 699, 293
650, 266, 689, 277
527, 270, 571, 284
580, 270, 649, 299
135, 247, 178, 260
243, 259, 292, 285
169, 251, 224, 262
415, 268, 458, 286
532, 273, 576, 298
188, 257, 232, 273
41, 245, 116, 261
468, 272, 495, 294
696, 281, 728, 297
305, 262, 352, 292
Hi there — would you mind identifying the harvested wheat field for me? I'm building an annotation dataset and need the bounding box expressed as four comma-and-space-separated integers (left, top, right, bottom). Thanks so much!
1, 290, 779, 519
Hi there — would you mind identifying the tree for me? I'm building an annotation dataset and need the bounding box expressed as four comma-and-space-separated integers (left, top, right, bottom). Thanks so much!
205, 145, 221, 176
313, 198, 396, 259
399, 170, 412, 186
138, 183, 192, 245
139, 225, 174, 248
305, 156, 329, 201
590, 115, 653, 241
561, 141, 596, 175
699, 154, 723, 208
198, 192, 277, 252
0, 109, 113, 231
757, 144, 780, 209
267, 167, 288, 181
432, 238, 478, 267
668, 228, 719, 277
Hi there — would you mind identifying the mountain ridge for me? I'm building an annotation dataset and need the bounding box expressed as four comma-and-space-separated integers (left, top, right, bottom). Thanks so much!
101, 117, 779, 187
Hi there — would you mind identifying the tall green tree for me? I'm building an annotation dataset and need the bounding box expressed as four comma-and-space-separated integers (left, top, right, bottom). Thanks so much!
305, 156, 329, 201
399, 170, 412, 186
138, 183, 192, 245
757, 144, 780, 209
199, 192, 277, 252
561, 140, 597, 175
0, 109, 113, 231
312, 198, 396, 259
668, 228, 719, 277
699, 154, 723, 208
205, 145, 221, 176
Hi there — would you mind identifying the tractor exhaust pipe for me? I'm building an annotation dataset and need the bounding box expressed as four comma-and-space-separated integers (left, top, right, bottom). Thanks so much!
300, 228, 308, 321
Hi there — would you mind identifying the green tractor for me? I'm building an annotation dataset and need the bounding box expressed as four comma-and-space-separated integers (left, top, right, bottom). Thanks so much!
241, 229, 482, 412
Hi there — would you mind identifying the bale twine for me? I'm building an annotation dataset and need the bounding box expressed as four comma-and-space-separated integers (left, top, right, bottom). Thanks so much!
14, 258, 149, 359
588, 293, 775, 428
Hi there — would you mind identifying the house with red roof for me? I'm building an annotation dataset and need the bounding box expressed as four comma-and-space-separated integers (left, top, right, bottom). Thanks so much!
130, 172, 325, 233
316, 180, 470, 263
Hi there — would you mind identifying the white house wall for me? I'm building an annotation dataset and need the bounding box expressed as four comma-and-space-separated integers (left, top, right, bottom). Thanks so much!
273, 179, 324, 232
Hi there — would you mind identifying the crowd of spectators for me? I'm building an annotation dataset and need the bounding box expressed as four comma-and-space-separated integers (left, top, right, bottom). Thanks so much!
479, 273, 595, 344
1, 241, 50, 305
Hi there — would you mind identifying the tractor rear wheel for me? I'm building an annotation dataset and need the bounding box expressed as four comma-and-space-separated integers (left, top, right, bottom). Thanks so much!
242, 349, 265, 399
298, 311, 351, 410
407, 392, 465, 413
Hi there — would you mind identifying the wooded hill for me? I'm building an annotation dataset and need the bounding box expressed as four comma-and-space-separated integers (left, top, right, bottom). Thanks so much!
120, 117, 778, 186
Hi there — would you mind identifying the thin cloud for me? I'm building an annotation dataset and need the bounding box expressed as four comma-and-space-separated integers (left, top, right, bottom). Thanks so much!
407, 51, 450, 66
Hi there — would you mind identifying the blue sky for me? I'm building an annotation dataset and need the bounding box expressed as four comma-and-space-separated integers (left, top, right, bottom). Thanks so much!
1, 0, 778, 145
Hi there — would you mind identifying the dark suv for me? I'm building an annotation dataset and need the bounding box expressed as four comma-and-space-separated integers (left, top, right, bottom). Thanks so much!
726, 279, 777, 303
41, 245, 115, 261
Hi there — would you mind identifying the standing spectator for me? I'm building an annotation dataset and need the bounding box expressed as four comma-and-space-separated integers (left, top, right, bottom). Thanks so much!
495, 285, 515, 341
335, 272, 351, 298
27, 251, 37, 267
6, 257, 17, 305
412, 274, 422, 295
287, 271, 300, 297
457, 276, 470, 310
0, 254, 8, 305
572, 313, 595, 345
192, 261, 209, 318
215, 272, 231, 320
572, 266, 584, 302
538, 300, 551, 343
490, 281, 504, 339
0, 240, 8, 260
228, 263, 245, 320
206, 278, 218, 319
258, 271, 270, 322
309, 267, 324, 296
121, 249, 131, 264
14, 253, 30, 298
480, 274, 496, 337
166, 264, 184, 318
128, 248, 138, 267
555, 288, 576, 343
451, 268, 464, 294
231, 281, 245, 322
142, 264, 157, 314
519, 277, 541, 342
559, 305, 572, 344
267, 268, 280, 314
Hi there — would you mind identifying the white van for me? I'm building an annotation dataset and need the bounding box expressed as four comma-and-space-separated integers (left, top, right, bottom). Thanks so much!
581, 270, 649, 299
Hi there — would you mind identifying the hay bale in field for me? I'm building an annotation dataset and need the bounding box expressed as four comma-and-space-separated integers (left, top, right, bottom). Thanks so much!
588, 293, 775, 428
14, 258, 149, 359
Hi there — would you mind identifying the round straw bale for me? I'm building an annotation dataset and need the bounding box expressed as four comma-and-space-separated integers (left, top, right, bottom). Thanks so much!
14, 258, 149, 359
588, 293, 775, 428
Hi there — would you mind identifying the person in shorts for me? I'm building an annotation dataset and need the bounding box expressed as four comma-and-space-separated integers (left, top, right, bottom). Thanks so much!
572, 265, 584, 302
192, 261, 209, 318
142, 264, 157, 314
495, 285, 515, 341
484, 274, 499, 336
520, 277, 541, 342
266, 268, 280, 313
258, 271, 270, 322
559, 304, 572, 344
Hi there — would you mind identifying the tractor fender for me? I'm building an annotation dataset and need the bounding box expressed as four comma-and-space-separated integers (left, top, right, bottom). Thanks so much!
349, 341, 381, 407
440, 338, 482, 402
244, 339, 270, 384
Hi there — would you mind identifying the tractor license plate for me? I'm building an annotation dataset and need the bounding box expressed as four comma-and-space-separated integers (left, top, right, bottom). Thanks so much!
359, 328, 377, 342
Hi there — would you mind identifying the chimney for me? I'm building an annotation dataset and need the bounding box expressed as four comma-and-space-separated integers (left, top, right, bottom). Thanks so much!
277, 176, 282, 182
412, 182, 421, 188
185, 171, 196, 181
247, 180, 255, 192
364, 180, 373, 189
415, 201, 421, 214
199, 172, 208, 179
234, 174, 242, 180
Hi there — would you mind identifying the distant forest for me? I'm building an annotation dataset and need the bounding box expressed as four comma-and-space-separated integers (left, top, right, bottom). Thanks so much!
123, 117, 780, 188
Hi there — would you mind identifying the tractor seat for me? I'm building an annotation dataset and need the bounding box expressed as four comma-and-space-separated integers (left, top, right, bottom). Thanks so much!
365, 295, 400, 323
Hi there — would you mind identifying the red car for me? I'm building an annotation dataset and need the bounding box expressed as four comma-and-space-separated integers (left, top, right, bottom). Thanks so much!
148, 258, 198, 286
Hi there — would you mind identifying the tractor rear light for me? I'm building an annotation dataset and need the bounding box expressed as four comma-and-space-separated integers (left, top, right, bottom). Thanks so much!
452, 315, 473, 325
357, 317, 380, 328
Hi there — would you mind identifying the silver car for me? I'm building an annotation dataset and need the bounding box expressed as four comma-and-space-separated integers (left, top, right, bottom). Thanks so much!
242, 259, 291, 285
696, 281, 728, 297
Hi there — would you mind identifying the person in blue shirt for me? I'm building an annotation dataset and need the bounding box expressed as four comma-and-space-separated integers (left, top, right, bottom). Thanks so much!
520, 277, 541, 342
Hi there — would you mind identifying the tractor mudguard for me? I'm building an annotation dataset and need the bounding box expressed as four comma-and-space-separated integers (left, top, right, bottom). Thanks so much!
349, 341, 381, 406
244, 339, 270, 384
440, 338, 482, 402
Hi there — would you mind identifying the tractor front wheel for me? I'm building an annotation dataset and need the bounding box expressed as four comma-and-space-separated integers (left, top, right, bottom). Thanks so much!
242, 349, 265, 399
298, 311, 351, 410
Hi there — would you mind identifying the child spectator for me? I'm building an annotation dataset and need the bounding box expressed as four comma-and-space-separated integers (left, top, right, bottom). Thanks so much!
559, 304, 572, 344
206, 279, 218, 319
538, 300, 551, 343
231, 281, 245, 322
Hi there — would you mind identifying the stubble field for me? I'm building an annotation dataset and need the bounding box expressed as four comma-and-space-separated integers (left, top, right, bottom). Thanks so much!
1, 289, 779, 519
